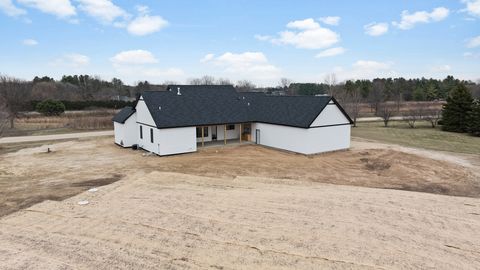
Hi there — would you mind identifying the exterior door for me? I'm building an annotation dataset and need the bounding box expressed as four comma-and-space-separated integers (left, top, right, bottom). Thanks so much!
255, 129, 260, 144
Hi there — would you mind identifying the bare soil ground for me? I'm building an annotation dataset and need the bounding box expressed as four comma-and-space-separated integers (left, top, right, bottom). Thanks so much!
1, 172, 479, 269
0, 137, 479, 269
0, 137, 479, 218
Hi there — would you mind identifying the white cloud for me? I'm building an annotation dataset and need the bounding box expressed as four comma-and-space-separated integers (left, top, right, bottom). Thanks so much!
319, 16, 340, 26
201, 51, 281, 79
353, 60, 391, 70
461, 0, 480, 17
77, 0, 128, 24
330, 60, 395, 80
271, 18, 340, 49
135, 5, 149, 15
431, 64, 451, 72
464, 52, 480, 58
315, 47, 345, 58
22, 39, 38, 46
17, 0, 76, 18
393, 7, 449, 30
51, 53, 89, 68
110, 50, 158, 65
254, 34, 272, 41
127, 14, 168, 36
286, 18, 320, 30
0, 0, 27, 16
466, 35, 480, 48
364, 22, 389, 36
200, 53, 215, 63
110, 49, 183, 81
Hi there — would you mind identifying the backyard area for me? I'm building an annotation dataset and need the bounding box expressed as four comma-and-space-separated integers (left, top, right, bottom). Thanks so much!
352, 120, 480, 155
0, 118, 479, 269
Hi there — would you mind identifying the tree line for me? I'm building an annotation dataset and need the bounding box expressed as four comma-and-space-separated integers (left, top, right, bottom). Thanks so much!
1, 73, 479, 135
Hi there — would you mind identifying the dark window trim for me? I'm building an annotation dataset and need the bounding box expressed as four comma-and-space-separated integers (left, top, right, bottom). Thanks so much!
150, 128, 154, 143
140, 125, 143, 139
196, 127, 209, 138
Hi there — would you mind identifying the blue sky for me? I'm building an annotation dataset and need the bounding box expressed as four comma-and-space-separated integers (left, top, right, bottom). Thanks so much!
0, 0, 479, 86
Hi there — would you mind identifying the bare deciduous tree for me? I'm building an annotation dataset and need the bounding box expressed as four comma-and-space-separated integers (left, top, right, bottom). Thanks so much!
279, 77, 292, 89
343, 80, 362, 127
377, 102, 395, 127
423, 108, 442, 128
0, 75, 32, 129
188, 75, 216, 85
371, 79, 386, 114
31, 81, 57, 100
323, 73, 337, 96
236, 80, 256, 91
216, 78, 233, 85
0, 95, 8, 137
402, 107, 425, 128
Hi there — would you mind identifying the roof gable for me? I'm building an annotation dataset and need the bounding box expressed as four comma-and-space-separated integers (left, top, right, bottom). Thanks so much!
112, 106, 135, 123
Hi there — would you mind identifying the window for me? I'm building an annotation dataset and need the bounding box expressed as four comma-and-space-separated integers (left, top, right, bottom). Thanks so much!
196, 127, 208, 138
226, 124, 235, 130
150, 128, 154, 143
140, 126, 143, 139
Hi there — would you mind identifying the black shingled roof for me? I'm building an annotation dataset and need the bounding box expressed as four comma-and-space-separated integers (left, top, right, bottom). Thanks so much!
115, 85, 353, 128
112, 106, 135, 123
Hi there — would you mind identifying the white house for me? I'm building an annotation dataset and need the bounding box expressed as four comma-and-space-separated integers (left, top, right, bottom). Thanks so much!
113, 85, 352, 156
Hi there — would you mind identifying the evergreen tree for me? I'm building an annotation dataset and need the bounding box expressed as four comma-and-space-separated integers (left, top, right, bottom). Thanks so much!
441, 84, 473, 132
468, 100, 480, 136
413, 87, 425, 101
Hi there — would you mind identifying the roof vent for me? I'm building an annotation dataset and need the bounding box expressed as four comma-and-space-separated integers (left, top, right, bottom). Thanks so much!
177, 87, 181, 96
158, 106, 162, 110
247, 102, 250, 106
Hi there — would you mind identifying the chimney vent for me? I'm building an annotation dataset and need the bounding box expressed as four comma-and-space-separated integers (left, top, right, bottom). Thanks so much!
177, 87, 181, 96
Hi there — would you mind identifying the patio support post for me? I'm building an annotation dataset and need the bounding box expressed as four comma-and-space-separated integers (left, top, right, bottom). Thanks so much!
239, 124, 242, 143
201, 126, 204, 147
224, 125, 227, 145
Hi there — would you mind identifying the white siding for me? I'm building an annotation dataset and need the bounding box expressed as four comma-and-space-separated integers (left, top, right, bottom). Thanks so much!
113, 112, 137, 147
310, 103, 350, 127
158, 127, 196, 156
136, 97, 156, 127
254, 122, 350, 154
114, 122, 124, 145
137, 124, 159, 153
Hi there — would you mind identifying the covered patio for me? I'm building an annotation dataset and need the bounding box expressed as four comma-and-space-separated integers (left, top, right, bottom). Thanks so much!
196, 123, 253, 148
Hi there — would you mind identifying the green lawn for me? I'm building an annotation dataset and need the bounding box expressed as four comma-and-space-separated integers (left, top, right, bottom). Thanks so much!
352, 121, 480, 155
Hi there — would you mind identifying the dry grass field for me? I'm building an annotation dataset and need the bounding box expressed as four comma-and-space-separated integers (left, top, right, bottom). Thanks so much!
2, 110, 116, 137
0, 136, 479, 269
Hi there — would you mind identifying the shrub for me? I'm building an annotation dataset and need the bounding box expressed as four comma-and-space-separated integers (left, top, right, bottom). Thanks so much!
35, 100, 66, 116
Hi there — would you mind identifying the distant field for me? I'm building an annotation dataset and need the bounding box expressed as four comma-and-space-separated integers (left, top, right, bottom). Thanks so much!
352, 121, 480, 155
2, 110, 116, 137
357, 101, 444, 117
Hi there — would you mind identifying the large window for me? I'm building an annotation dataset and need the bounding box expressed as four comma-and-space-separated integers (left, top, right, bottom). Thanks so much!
226, 124, 235, 130
140, 126, 143, 139
150, 128, 154, 143
196, 127, 208, 138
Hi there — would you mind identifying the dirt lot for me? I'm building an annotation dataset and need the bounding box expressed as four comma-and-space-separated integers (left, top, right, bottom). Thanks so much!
0, 137, 479, 217
1, 172, 479, 269
0, 137, 479, 269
